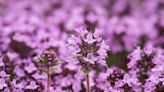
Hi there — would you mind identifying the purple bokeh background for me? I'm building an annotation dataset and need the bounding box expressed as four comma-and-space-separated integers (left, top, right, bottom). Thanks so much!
0, 0, 164, 92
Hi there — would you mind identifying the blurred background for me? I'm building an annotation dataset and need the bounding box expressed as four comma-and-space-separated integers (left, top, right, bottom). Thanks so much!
0, 0, 164, 91
0, 0, 163, 69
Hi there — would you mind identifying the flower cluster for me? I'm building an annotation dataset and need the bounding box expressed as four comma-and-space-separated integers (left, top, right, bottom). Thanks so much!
127, 45, 164, 92
38, 48, 59, 68
67, 28, 109, 69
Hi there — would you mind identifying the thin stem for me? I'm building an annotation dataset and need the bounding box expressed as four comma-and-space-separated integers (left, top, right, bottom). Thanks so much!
86, 73, 91, 92
47, 67, 50, 92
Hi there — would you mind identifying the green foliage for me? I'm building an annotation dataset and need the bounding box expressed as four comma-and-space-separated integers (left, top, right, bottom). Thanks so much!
107, 51, 128, 71
83, 67, 91, 75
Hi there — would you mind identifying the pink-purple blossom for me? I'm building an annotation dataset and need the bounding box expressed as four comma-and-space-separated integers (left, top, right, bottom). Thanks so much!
0, 0, 164, 91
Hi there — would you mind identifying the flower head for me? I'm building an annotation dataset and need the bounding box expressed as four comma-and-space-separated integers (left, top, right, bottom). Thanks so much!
39, 48, 59, 67
67, 27, 110, 69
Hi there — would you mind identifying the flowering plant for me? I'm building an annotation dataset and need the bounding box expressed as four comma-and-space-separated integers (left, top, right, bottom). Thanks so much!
0, 0, 164, 92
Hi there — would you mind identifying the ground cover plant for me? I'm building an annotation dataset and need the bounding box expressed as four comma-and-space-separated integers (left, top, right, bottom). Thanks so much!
0, 0, 164, 92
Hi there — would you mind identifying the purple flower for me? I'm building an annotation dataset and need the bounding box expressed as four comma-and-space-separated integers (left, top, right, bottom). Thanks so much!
127, 45, 164, 91
67, 27, 110, 69
0, 58, 4, 67
0, 71, 9, 78
0, 78, 7, 90
24, 63, 37, 73
25, 81, 38, 90
0, 0, 163, 91
83, 33, 97, 44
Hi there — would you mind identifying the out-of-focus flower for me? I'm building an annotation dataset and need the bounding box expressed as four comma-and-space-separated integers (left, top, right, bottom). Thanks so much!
0, 58, 4, 67
39, 48, 57, 64
0, 78, 7, 90
25, 81, 38, 90
24, 63, 37, 73
0, 71, 9, 78
128, 45, 164, 91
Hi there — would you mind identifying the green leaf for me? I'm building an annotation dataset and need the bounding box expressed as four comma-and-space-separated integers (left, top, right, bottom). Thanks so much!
83, 68, 91, 74
49, 66, 56, 74
52, 61, 61, 66
39, 67, 48, 74
39, 58, 47, 64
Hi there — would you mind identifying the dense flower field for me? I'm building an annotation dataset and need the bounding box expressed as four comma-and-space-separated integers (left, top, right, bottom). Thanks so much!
0, 0, 164, 92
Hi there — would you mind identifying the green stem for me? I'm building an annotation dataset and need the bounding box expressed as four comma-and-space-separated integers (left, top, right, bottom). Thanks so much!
47, 67, 50, 92
86, 73, 91, 92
